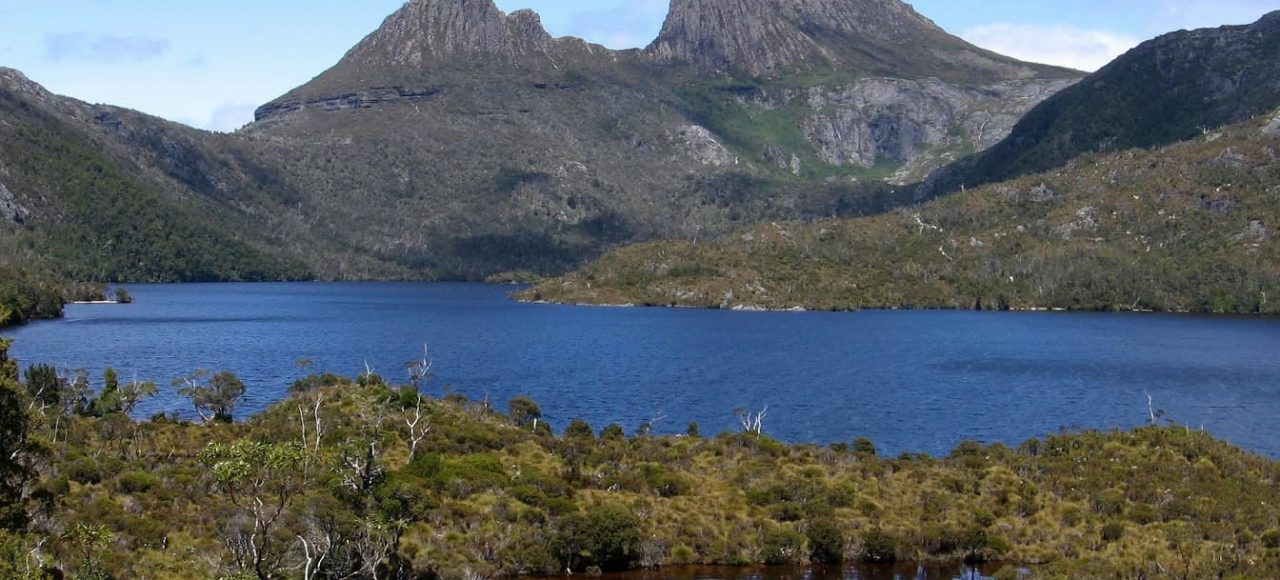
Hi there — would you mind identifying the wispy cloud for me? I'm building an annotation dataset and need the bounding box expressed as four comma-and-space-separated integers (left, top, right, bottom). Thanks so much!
206, 102, 259, 133
961, 23, 1140, 72
44, 33, 171, 64
565, 0, 668, 49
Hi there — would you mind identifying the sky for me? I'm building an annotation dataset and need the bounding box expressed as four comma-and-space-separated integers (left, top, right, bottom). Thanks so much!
0, 0, 1275, 132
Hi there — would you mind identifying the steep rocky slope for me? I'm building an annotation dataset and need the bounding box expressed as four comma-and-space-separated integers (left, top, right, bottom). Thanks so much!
521, 110, 1280, 314
926, 10, 1280, 196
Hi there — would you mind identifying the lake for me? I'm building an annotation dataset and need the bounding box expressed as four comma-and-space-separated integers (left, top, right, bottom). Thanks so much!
7, 282, 1280, 457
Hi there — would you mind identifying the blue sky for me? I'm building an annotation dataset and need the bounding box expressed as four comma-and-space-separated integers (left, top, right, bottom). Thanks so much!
0, 0, 1275, 131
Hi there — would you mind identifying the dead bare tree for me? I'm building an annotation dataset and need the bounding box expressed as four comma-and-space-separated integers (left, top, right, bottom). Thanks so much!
405, 345, 434, 393
735, 405, 769, 438
405, 393, 431, 459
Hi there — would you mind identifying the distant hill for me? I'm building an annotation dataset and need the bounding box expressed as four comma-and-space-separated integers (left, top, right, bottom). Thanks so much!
520, 110, 1280, 315
924, 11, 1280, 197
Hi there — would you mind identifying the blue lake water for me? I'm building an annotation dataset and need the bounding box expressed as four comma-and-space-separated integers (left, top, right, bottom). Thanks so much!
6, 282, 1280, 457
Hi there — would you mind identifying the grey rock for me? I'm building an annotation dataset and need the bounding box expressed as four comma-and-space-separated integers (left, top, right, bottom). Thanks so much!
1053, 206, 1098, 240
773, 77, 1072, 182
673, 125, 735, 167
0, 182, 30, 225
1264, 110, 1280, 137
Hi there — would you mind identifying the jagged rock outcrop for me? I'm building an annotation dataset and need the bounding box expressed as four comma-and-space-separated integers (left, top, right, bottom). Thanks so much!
342, 0, 559, 66
644, 0, 1072, 80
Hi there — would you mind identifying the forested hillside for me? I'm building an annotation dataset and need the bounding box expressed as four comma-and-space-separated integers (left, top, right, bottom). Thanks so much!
522, 111, 1280, 314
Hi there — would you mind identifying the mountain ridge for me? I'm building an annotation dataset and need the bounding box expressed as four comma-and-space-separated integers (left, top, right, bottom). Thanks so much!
922, 9, 1280, 197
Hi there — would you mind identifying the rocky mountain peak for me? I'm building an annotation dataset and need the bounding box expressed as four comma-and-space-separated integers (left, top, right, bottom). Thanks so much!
645, 0, 1064, 80
339, 0, 560, 69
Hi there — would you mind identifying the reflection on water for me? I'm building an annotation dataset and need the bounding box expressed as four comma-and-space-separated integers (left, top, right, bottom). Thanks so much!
572, 563, 1003, 580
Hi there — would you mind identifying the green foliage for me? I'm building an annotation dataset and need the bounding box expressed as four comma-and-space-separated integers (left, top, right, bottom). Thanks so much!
0, 358, 30, 530
0, 268, 66, 328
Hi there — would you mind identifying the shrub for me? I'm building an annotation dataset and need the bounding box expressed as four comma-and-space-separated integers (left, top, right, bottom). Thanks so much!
853, 437, 877, 457
116, 471, 160, 494
601, 423, 625, 441
1261, 529, 1280, 549
761, 527, 805, 565
806, 518, 845, 564
551, 504, 642, 572
860, 528, 899, 563
564, 419, 595, 440
1101, 522, 1125, 543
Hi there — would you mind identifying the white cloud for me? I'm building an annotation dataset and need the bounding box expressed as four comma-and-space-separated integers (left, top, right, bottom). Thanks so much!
206, 102, 259, 133
44, 33, 171, 64
960, 23, 1141, 72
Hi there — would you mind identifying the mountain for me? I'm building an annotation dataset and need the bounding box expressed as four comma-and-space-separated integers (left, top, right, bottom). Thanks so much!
2, 0, 1077, 282
925, 11, 1280, 196
237, 0, 1077, 278
520, 109, 1280, 315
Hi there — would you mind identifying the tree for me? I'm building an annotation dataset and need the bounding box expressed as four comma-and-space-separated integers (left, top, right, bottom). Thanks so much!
88, 368, 122, 417
508, 396, 542, 430
21, 365, 60, 412
113, 288, 133, 304
117, 376, 157, 416
0, 352, 31, 531
198, 441, 305, 580
175, 370, 246, 423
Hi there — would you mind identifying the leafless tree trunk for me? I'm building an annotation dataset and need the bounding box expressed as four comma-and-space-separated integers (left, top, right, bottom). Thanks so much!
405, 394, 430, 459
